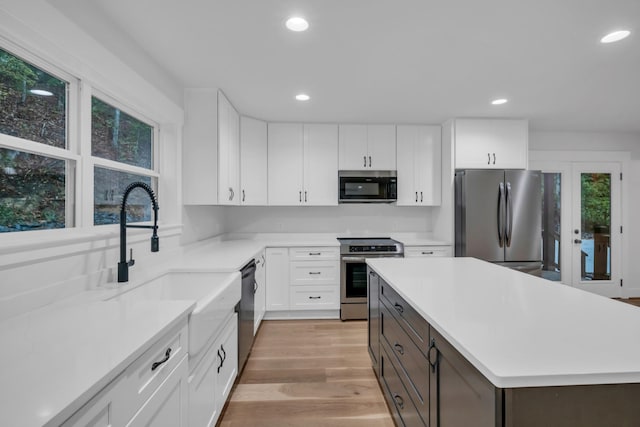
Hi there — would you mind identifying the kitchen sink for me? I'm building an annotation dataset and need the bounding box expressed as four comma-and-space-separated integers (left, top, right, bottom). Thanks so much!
107, 271, 241, 357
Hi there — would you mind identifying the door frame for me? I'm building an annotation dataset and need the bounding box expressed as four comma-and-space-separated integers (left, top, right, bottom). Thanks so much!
530, 150, 631, 297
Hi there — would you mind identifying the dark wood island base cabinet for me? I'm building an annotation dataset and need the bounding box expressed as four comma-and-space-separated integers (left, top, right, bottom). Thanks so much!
367, 267, 640, 427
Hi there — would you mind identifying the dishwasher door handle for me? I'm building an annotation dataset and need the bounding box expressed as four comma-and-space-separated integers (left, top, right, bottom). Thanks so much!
341, 257, 367, 262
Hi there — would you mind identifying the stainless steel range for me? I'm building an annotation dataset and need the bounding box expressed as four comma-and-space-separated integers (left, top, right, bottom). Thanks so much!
338, 237, 404, 320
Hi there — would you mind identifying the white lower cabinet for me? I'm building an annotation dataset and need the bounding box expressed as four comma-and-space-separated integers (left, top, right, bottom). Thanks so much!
254, 251, 266, 335
126, 355, 189, 427
61, 372, 126, 426
290, 286, 339, 310
265, 247, 290, 311
62, 320, 189, 427
188, 313, 238, 427
404, 245, 452, 257
265, 246, 340, 314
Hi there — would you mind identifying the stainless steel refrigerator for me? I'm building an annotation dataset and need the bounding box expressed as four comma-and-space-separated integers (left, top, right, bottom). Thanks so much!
455, 169, 542, 275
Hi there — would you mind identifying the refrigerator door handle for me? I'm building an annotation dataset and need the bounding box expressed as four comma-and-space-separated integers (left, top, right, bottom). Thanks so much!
505, 182, 513, 247
498, 183, 505, 247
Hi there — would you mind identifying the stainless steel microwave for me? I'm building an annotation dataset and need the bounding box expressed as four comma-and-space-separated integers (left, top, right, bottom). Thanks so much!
338, 170, 397, 203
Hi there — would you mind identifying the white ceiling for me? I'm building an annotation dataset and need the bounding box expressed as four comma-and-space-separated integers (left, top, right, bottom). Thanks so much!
52, 0, 640, 132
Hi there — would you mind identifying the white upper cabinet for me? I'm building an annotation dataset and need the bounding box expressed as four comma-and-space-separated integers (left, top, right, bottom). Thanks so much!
339, 124, 396, 170
454, 119, 528, 169
396, 125, 442, 206
303, 124, 338, 206
267, 123, 304, 205
218, 91, 240, 204
268, 123, 338, 206
240, 116, 268, 205
183, 89, 218, 205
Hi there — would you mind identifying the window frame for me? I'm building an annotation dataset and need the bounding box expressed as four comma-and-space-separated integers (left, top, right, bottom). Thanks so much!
88, 88, 160, 227
0, 38, 80, 231
0, 38, 162, 234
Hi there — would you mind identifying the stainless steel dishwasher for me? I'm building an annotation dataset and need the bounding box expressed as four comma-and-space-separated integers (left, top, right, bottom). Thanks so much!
237, 259, 256, 374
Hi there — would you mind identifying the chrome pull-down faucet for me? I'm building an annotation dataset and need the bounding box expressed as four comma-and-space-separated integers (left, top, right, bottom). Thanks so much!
118, 182, 159, 283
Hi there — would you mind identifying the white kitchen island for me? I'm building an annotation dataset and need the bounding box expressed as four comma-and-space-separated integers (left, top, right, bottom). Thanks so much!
367, 257, 640, 427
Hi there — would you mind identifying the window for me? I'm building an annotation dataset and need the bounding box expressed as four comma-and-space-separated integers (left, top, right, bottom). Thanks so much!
0, 46, 75, 233
0, 42, 160, 234
0, 47, 67, 148
90, 95, 158, 226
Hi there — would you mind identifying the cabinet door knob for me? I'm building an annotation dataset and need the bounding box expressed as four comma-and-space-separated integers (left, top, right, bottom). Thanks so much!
420, 191, 423, 203
368, 156, 372, 167
304, 191, 307, 203
493, 153, 496, 164
415, 192, 418, 202
488, 153, 491, 164
299, 191, 302, 202
363, 155, 367, 167
242, 189, 245, 202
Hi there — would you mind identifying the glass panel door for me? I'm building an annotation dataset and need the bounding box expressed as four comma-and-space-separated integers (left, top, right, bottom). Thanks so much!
572, 163, 621, 297
541, 172, 562, 281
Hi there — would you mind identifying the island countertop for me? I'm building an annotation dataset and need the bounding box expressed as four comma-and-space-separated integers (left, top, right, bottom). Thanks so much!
367, 257, 640, 388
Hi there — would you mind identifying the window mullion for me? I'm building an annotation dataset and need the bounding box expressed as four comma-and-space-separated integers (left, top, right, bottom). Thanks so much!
79, 81, 93, 228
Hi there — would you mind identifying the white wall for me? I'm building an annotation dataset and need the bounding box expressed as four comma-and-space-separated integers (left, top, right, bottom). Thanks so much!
0, 1, 189, 317
181, 206, 227, 244
225, 205, 432, 234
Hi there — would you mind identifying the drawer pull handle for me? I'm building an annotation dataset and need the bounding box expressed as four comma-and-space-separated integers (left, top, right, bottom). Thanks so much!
393, 394, 404, 410
422, 251, 434, 255
309, 296, 322, 299
394, 343, 404, 355
428, 338, 439, 372
394, 303, 404, 314
309, 252, 321, 256
308, 272, 321, 275
217, 349, 223, 373
151, 348, 172, 371
221, 344, 227, 364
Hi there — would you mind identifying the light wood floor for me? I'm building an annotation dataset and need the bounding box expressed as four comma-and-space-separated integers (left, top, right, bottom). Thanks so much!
218, 320, 394, 427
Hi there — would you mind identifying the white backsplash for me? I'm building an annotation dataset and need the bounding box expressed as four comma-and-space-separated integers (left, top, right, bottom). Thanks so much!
223, 204, 433, 234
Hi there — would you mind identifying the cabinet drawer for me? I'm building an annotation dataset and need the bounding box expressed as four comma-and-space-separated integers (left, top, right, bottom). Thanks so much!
380, 279, 429, 351
404, 246, 452, 257
290, 260, 338, 285
289, 247, 339, 260
381, 304, 429, 423
121, 320, 189, 418
380, 343, 425, 427
290, 285, 339, 310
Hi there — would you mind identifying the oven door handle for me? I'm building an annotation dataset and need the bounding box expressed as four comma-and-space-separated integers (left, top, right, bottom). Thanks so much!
341, 256, 367, 262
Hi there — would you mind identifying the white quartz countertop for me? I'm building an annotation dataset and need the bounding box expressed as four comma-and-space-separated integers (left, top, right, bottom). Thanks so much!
0, 232, 452, 426
367, 257, 640, 388
0, 299, 193, 427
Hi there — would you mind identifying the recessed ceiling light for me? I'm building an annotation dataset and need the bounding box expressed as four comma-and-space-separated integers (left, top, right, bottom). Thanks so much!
29, 89, 53, 96
286, 17, 309, 32
295, 93, 310, 101
491, 98, 508, 105
600, 30, 631, 43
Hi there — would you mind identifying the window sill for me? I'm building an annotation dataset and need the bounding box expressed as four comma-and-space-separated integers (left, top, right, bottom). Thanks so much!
0, 223, 183, 269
